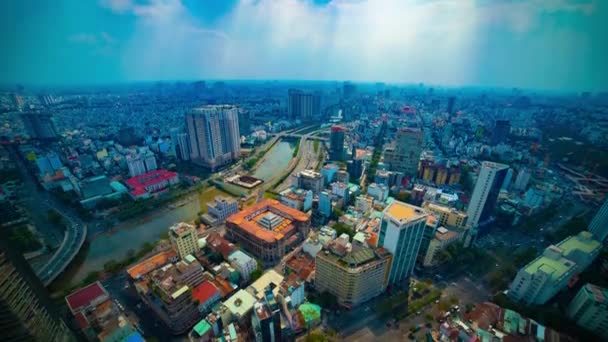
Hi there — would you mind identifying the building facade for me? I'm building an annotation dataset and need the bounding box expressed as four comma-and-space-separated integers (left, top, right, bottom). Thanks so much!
378, 201, 428, 290
329, 126, 345, 161
186, 105, 241, 171
20, 112, 58, 140
567, 283, 608, 340
287, 89, 319, 121
588, 198, 608, 243
294, 169, 323, 194
423, 202, 468, 229
384, 128, 423, 178
170, 222, 199, 260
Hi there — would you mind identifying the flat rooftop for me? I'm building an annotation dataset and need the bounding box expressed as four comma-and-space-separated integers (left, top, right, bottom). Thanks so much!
384, 200, 427, 222
127, 249, 177, 280
523, 254, 576, 280
557, 231, 601, 255
65, 281, 108, 314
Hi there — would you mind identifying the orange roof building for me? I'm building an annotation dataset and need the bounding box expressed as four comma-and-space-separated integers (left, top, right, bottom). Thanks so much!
225, 199, 310, 266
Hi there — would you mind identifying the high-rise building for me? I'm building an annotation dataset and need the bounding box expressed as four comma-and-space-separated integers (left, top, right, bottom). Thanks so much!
287, 89, 318, 121
329, 126, 345, 161
588, 198, 608, 243
315, 238, 391, 307
567, 283, 608, 340
126, 149, 157, 178
384, 128, 423, 178
492, 119, 511, 145
379, 201, 428, 290
501, 168, 514, 191
238, 110, 251, 136
513, 167, 531, 191
347, 159, 363, 181
318, 191, 332, 218
20, 112, 58, 140
251, 288, 282, 342
0, 235, 75, 342
465, 162, 508, 244
447, 96, 456, 115
170, 222, 199, 260
343, 82, 356, 99
186, 105, 240, 171
294, 169, 324, 194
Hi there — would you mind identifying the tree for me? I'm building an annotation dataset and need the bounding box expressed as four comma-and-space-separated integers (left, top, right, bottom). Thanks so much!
332, 222, 355, 238
305, 332, 328, 342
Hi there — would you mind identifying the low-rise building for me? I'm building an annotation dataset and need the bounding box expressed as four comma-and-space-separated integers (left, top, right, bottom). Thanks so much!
125, 169, 179, 199
192, 281, 222, 315
367, 182, 389, 202
279, 187, 313, 212
225, 199, 310, 266
227, 250, 257, 282
567, 283, 608, 340
422, 227, 461, 267
294, 169, 323, 194
422, 201, 468, 229
202, 196, 239, 226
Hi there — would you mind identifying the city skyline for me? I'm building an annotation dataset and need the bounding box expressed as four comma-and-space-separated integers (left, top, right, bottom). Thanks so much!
2, 0, 608, 91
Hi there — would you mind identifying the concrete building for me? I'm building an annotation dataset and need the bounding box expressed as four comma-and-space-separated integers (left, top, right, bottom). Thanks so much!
225, 199, 310, 266
384, 127, 423, 177
186, 105, 240, 171
588, 198, 608, 243
125, 169, 179, 199
251, 288, 282, 342
279, 187, 313, 212
228, 250, 257, 282
367, 182, 389, 202
287, 89, 319, 121
315, 239, 392, 307
465, 161, 509, 245
423, 202, 468, 229
331, 182, 350, 202
0, 236, 75, 342
422, 227, 462, 267
202, 196, 239, 226
321, 164, 339, 185
492, 119, 511, 145
555, 231, 601, 273
294, 169, 323, 194
318, 191, 332, 218
567, 283, 608, 340
379, 201, 428, 290
170, 222, 199, 260
329, 126, 345, 161
513, 167, 531, 191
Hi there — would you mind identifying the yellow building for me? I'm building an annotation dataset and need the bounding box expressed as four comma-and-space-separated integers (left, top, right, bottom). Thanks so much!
169, 222, 199, 260
423, 202, 468, 229
435, 168, 448, 185
315, 240, 391, 308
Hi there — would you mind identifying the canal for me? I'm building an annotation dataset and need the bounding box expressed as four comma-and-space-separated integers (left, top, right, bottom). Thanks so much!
252, 140, 296, 182
51, 196, 201, 291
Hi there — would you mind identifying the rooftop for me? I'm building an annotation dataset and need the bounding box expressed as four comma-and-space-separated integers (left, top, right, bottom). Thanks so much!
557, 231, 601, 256
523, 253, 576, 280
383, 200, 427, 223
65, 281, 109, 314
224, 289, 256, 318
248, 270, 284, 300
192, 281, 220, 304
193, 319, 212, 337
125, 169, 177, 189
170, 222, 196, 236
126, 249, 177, 280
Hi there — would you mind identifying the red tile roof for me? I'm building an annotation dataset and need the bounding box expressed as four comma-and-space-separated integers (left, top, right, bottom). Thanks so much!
125, 169, 177, 189
192, 281, 220, 304
74, 312, 89, 330
65, 281, 108, 314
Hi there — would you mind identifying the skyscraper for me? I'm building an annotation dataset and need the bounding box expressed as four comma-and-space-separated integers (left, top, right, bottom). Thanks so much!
0, 234, 75, 342
588, 198, 608, 243
20, 112, 58, 140
447, 96, 456, 115
287, 89, 319, 121
186, 105, 240, 171
329, 126, 345, 161
492, 119, 511, 145
465, 161, 509, 245
238, 110, 251, 136
384, 128, 423, 178
378, 201, 428, 290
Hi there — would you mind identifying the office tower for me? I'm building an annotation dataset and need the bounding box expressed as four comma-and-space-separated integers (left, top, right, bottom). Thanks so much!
186, 105, 240, 171
513, 167, 531, 191
588, 198, 608, 243
294, 169, 324, 194
329, 126, 345, 161
20, 112, 58, 140
169, 128, 191, 161
384, 128, 424, 177
169, 222, 199, 260
126, 154, 146, 178
287, 89, 315, 121
379, 201, 428, 290
501, 168, 514, 191
492, 119, 511, 145
312, 91, 322, 118
0, 234, 75, 342
447, 96, 456, 115
465, 162, 508, 244
343, 82, 356, 99
315, 238, 391, 307
318, 191, 332, 218
567, 283, 608, 340
251, 288, 282, 342
347, 159, 363, 181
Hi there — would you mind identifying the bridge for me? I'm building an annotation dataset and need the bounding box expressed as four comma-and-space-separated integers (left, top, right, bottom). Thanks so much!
270, 133, 328, 142
37, 219, 87, 286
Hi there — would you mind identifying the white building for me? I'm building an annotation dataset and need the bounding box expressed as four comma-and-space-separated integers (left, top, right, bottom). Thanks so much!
513, 167, 531, 191
203, 196, 239, 226
228, 250, 257, 282
367, 183, 389, 202
379, 201, 428, 289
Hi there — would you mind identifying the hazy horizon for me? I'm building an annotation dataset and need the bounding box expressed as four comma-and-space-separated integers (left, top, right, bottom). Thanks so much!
2, 0, 607, 92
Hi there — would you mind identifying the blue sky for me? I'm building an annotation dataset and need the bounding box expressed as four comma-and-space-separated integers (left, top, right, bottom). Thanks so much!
1, 0, 607, 91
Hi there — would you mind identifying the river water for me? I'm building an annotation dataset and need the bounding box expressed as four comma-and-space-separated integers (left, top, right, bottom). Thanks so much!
52, 141, 296, 291
252, 140, 296, 181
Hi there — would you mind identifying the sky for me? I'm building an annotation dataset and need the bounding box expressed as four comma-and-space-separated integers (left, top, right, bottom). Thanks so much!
1, 0, 607, 91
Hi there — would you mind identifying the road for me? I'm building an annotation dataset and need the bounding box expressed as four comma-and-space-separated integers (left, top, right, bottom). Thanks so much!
7, 144, 88, 286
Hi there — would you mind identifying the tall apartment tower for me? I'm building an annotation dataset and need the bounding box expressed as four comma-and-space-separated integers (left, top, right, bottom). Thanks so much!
588, 198, 608, 243
169, 222, 199, 260
186, 105, 240, 171
0, 235, 75, 342
384, 128, 424, 178
329, 126, 345, 161
20, 112, 58, 140
465, 161, 509, 245
379, 201, 428, 290
287, 89, 319, 121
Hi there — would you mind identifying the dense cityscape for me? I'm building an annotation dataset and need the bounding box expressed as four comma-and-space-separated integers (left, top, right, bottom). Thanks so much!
2, 1, 608, 342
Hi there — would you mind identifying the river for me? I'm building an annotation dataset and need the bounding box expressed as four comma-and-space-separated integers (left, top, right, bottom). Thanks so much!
51, 196, 200, 291
252, 140, 296, 181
